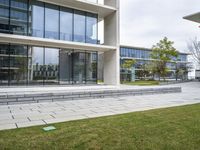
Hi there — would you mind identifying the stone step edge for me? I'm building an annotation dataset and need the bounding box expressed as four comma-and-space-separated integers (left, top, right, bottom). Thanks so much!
0, 87, 182, 105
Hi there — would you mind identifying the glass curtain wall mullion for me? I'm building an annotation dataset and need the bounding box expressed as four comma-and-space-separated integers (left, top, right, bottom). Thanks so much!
8, 43, 10, 85
84, 51, 87, 84
96, 51, 98, 84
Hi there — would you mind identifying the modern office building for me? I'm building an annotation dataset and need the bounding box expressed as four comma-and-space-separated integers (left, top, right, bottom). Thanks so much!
120, 45, 189, 81
0, 0, 120, 86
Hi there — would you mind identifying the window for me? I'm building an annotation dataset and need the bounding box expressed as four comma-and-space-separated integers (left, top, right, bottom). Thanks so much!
73, 51, 86, 84
0, 0, 9, 33
45, 4, 59, 40
9, 44, 28, 85
31, 1, 44, 38
60, 7, 73, 41
32, 47, 44, 84
44, 48, 59, 84
74, 10, 86, 43
10, 0, 28, 35
86, 13, 97, 44
86, 52, 97, 83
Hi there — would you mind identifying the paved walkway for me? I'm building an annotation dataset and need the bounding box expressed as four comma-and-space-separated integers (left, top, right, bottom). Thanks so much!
0, 82, 199, 130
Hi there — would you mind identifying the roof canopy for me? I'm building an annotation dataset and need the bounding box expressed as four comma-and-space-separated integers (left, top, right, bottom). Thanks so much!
183, 12, 200, 23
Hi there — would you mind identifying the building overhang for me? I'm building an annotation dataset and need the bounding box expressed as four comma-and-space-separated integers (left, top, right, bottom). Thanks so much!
183, 12, 200, 23
38, 0, 116, 20
0, 33, 116, 52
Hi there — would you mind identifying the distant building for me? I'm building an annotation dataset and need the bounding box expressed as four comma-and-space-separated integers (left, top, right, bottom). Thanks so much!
120, 45, 189, 81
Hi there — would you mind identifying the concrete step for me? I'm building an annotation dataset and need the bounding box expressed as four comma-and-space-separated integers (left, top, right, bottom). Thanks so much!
0, 87, 182, 105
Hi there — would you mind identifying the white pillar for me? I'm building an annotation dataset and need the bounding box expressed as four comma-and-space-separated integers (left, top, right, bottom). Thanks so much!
103, 0, 120, 85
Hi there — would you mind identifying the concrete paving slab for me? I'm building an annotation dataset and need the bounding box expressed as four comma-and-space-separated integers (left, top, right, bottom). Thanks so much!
16, 120, 46, 128
0, 82, 199, 130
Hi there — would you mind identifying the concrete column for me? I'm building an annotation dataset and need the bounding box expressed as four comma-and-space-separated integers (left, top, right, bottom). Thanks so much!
103, 0, 120, 85
104, 50, 120, 85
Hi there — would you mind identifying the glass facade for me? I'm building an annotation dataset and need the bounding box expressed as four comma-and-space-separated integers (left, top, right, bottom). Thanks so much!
120, 47, 188, 62
120, 47, 150, 59
0, 0, 98, 44
0, 0, 99, 86
120, 46, 188, 80
0, 43, 98, 86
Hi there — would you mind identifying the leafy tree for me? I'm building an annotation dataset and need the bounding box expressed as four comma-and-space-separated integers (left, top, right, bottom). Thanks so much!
121, 59, 136, 82
151, 37, 178, 81
136, 64, 150, 80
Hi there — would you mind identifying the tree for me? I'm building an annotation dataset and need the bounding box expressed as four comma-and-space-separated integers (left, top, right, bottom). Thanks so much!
151, 37, 178, 81
188, 38, 200, 69
121, 59, 136, 82
136, 64, 150, 80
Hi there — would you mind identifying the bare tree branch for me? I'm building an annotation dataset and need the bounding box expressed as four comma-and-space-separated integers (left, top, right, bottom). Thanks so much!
188, 38, 200, 66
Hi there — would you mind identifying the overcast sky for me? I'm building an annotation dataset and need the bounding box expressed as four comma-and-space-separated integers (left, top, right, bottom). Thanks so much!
120, 0, 200, 53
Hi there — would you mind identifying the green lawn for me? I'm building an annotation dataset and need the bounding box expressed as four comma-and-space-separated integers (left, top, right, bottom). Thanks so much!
0, 104, 200, 150
123, 80, 160, 86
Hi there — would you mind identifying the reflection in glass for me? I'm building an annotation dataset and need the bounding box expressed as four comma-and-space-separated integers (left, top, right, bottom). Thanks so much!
86, 13, 97, 44
45, 4, 59, 39
9, 44, 28, 85
0, 44, 9, 85
60, 7, 73, 41
59, 49, 72, 84
32, 47, 44, 84
31, 1, 44, 37
10, 0, 28, 35
0, 0, 9, 33
0, 0, 99, 45
73, 51, 86, 84
0, 43, 98, 86
86, 52, 97, 83
74, 10, 86, 43
44, 48, 59, 84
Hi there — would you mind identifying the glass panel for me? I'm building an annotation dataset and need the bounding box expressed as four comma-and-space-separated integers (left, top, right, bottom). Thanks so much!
31, 1, 44, 37
74, 10, 86, 43
59, 49, 73, 84
10, 0, 28, 35
31, 47, 44, 84
86, 52, 97, 83
0, 0, 9, 33
73, 51, 86, 84
44, 48, 59, 84
0, 44, 9, 85
45, 4, 59, 40
60, 7, 73, 41
86, 13, 97, 44
9, 44, 28, 85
